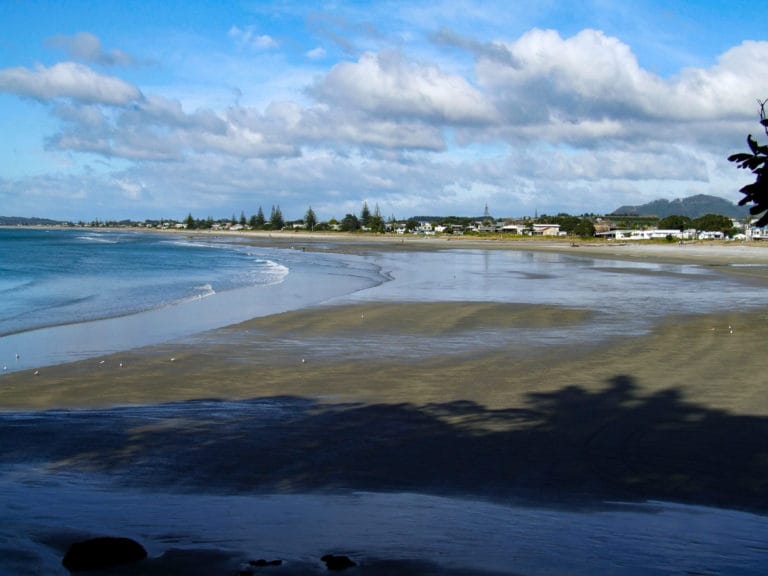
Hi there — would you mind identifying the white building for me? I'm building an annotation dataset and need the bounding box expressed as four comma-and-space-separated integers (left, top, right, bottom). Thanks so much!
531, 223, 561, 236
596, 228, 696, 240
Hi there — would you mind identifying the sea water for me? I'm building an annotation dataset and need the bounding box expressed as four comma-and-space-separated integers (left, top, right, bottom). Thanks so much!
0, 228, 384, 372
0, 228, 292, 336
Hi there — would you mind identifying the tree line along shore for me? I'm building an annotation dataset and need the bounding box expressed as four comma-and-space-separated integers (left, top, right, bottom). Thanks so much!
4, 201, 757, 241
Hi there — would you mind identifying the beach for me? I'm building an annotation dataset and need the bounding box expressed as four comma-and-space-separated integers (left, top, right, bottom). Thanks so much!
2, 235, 768, 575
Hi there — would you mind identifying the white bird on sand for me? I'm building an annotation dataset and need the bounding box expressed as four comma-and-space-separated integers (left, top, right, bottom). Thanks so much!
170, 357, 176, 362
119, 362, 123, 368
34, 370, 39, 375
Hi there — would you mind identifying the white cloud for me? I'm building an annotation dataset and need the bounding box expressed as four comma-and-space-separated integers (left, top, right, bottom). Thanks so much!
228, 26, 279, 49
473, 29, 768, 139
0, 62, 142, 105
46, 32, 137, 66
306, 46, 327, 60
311, 51, 498, 125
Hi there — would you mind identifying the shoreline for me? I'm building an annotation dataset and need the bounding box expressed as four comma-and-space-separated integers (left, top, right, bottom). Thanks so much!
14, 222, 768, 261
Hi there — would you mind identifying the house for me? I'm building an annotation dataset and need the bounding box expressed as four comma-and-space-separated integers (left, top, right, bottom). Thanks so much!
596, 228, 696, 240
531, 223, 561, 236
417, 221, 434, 234
501, 222, 526, 234
748, 226, 768, 240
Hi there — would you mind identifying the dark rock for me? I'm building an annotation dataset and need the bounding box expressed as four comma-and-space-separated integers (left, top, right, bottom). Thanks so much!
249, 558, 283, 567
321, 554, 357, 571
62, 536, 147, 572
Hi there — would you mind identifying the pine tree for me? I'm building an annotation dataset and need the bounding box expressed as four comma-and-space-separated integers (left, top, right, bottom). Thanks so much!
360, 201, 372, 229
370, 203, 385, 233
270, 205, 284, 230
305, 206, 317, 231
254, 206, 265, 228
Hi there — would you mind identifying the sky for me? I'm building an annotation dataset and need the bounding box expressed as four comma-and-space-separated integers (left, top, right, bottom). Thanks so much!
1, 0, 766, 222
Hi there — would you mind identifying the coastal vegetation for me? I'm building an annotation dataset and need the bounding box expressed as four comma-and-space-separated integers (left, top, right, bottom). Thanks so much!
657, 214, 737, 235
729, 98, 768, 226
1, 196, 758, 240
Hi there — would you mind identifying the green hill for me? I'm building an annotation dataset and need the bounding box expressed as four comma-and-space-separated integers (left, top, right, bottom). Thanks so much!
0, 216, 67, 226
611, 194, 748, 219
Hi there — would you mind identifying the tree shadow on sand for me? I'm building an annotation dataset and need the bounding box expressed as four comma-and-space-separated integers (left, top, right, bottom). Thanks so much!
2, 375, 768, 512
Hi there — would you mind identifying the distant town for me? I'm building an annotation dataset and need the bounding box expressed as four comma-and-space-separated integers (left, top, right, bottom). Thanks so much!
3, 208, 768, 242
2, 194, 766, 241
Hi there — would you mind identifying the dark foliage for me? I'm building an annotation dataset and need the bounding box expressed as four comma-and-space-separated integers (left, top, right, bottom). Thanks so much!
340, 213, 361, 231
729, 99, 768, 226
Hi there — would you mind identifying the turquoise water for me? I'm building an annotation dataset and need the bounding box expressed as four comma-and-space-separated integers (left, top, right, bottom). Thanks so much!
0, 228, 289, 336
0, 229, 384, 371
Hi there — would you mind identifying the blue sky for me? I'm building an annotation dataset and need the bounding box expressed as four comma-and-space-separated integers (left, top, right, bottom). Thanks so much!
1, 0, 766, 221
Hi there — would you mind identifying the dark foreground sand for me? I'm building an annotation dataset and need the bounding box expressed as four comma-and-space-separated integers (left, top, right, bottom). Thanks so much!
2, 237, 768, 574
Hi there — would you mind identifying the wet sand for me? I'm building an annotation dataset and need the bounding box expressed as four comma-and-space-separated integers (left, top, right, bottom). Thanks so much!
2, 237, 768, 573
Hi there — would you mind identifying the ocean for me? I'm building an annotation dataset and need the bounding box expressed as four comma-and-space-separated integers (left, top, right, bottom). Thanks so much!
0, 228, 291, 336
0, 228, 384, 372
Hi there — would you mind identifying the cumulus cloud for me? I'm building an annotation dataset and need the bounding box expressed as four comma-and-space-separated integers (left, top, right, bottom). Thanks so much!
46, 32, 137, 66
0, 62, 142, 105
311, 51, 498, 125
46, 92, 303, 161
471, 29, 768, 143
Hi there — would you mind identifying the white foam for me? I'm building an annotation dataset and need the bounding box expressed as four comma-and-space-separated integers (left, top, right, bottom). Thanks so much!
253, 259, 289, 285
76, 234, 118, 244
